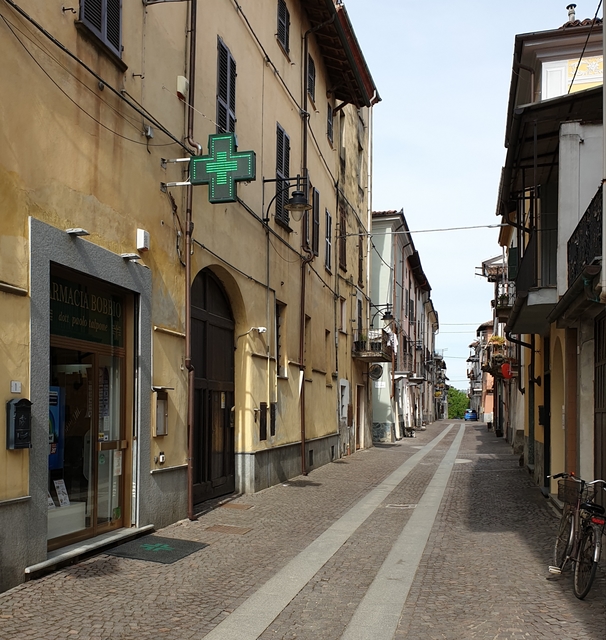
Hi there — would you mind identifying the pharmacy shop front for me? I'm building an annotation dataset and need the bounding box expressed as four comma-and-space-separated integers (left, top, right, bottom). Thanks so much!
48, 269, 133, 549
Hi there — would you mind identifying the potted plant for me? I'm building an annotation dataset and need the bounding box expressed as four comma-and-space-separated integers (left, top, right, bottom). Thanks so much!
354, 333, 367, 351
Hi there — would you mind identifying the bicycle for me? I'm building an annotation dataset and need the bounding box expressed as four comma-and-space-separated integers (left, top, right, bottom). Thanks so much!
548, 472, 606, 599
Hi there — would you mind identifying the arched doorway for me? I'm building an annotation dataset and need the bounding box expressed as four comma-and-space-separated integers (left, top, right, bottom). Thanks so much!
191, 269, 235, 504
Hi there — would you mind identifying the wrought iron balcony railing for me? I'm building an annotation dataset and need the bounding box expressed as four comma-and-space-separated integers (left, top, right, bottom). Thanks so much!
515, 228, 556, 294
491, 282, 516, 321
568, 185, 602, 286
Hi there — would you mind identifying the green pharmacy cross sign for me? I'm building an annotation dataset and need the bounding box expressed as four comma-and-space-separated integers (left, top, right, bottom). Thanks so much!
190, 133, 256, 203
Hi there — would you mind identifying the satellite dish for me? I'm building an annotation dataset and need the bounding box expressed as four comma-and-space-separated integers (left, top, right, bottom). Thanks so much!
368, 364, 383, 380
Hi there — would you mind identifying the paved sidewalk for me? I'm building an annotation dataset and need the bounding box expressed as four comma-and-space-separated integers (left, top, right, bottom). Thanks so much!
0, 421, 604, 640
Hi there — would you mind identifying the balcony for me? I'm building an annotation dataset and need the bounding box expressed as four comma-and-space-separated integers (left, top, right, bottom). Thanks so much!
507, 228, 557, 335
568, 185, 601, 285
352, 329, 393, 362
491, 282, 516, 322
399, 353, 413, 373
546, 186, 603, 326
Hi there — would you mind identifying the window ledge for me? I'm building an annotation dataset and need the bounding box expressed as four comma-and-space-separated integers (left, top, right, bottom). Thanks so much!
276, 38, 291, 60
275, 221, 293, 233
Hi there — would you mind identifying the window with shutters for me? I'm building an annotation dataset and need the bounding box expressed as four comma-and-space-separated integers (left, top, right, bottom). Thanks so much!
357, 231, 364, 286
217, 39, 236, 134
276, 301, 286, 377
327, 103, 333, 145
259, 402, 268, 441
312, 188, 320, 256
307, 55, 316, 103
303, 183, 312, 249
338, 207, 347, 270
275, 124, 291, 227
325, 210, 332, 271
357, 299, 363, 333
277, 0, 290, 53
79, 0, 121, 59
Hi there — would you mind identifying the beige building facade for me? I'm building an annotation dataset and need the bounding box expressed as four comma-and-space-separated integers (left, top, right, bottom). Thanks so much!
0, 0, 379, 591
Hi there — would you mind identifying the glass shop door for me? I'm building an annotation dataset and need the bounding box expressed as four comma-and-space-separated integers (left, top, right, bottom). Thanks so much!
48, 343, 126, 549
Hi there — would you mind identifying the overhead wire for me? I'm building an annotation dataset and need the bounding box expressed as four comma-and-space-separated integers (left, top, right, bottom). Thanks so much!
1, 12, 146, 133
1, 16, 163, 147
2, 0, 192, 154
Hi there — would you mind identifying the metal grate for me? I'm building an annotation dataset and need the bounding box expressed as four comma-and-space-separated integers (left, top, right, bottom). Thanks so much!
205, 525, 251, 535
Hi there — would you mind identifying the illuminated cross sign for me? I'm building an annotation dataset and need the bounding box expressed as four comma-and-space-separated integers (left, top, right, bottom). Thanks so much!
190, 133, 256, 203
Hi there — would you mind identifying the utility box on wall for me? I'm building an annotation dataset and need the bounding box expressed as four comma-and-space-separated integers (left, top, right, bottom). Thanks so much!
6, 398, 32, 449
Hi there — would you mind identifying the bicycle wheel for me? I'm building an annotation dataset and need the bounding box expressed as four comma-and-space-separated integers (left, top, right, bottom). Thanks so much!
553, 510, 574, 570
573, 525, 599, 599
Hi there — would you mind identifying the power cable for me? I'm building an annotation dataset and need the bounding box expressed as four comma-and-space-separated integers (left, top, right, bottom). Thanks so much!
2, 0, 191, 154
2, 16, 157, 147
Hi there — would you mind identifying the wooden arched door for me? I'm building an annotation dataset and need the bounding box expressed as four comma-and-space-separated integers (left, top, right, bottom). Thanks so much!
191, 269, 235, 504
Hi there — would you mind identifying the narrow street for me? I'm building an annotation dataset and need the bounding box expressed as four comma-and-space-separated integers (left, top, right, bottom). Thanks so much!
1, 421, 604, 640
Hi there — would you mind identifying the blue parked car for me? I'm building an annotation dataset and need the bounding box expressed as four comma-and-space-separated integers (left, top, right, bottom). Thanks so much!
464, 409, 478, 421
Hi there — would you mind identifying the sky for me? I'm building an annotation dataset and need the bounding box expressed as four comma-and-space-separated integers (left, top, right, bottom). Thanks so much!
342, 0, 600, 389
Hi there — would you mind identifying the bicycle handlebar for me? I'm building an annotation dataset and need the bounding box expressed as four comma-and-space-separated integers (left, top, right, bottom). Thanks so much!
547, 472, 606, 487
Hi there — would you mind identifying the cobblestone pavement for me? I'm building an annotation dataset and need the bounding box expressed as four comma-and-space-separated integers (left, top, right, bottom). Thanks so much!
0, 421, 604, 640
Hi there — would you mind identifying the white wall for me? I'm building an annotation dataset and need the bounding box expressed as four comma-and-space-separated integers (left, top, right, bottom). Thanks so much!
558, 122, 603, 295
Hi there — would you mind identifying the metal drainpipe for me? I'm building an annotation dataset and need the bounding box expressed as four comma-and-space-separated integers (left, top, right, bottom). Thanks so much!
391, 223, 402, 433
600, 14, 606, 303
185, 0, 202, 521
299, 251, 313, 476
298, 15, 335, 476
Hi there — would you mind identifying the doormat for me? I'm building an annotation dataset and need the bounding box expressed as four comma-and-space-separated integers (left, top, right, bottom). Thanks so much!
105, 535, 208, 564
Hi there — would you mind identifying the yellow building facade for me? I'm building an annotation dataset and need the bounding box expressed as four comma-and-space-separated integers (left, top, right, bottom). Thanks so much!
0, 0, 379, 591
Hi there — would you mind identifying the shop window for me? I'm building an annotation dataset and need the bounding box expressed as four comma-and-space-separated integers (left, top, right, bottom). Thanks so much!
48, 269, 128, 548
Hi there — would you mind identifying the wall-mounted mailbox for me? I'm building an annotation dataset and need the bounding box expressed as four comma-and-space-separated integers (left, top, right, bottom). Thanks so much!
6, 398, 32, 449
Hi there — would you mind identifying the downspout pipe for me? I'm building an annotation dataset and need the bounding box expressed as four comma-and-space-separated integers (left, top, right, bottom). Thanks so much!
299, 249, 313, 476
185, 0, 202, 521
298, 14, 336, 476
600, 15, 606, 303
505, 331, 533, 351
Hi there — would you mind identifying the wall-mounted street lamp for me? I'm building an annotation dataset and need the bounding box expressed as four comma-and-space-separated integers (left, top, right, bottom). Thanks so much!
370, 303, 393, 327
262, 174, 312, 224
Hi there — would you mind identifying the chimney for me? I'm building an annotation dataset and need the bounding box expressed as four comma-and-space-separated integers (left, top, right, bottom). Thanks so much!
566, 4, 577, 22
